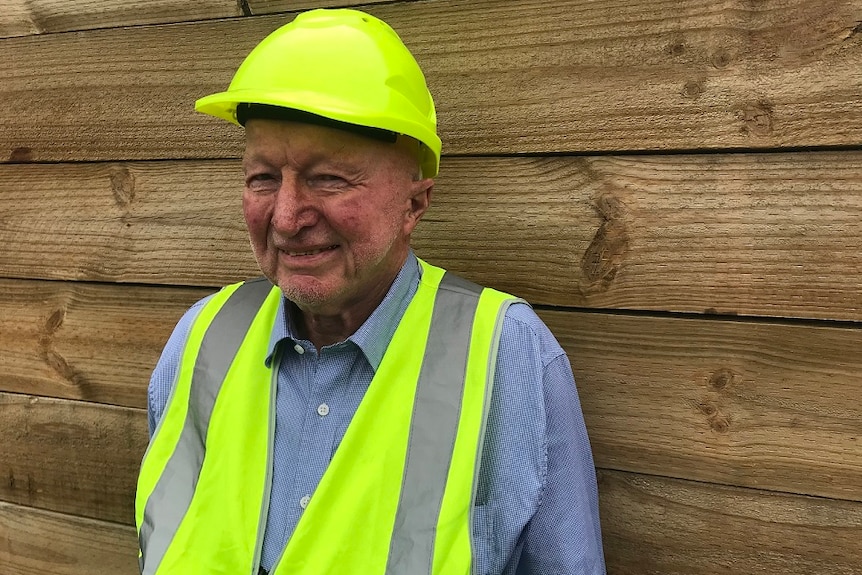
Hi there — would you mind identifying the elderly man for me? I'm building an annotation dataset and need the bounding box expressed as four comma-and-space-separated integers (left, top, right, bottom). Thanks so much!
135, 8, 604, 575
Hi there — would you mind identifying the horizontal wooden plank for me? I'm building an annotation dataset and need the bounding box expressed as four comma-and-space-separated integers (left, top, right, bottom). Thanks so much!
247, 0, 412, 16
2, 0, 861, 161
545, 310, 862, 503
0, 160, 253, 285
599, 469, 862, 574
0, 278, 210, 408
2, 282, 860, 521
2, 151, 861, 319
2, 469, 860, 575
0, 0, 239, 39
0, 0, 399, 38
420, 152, 862, 320
0, 393, 147, 523
0, 501, 137, 575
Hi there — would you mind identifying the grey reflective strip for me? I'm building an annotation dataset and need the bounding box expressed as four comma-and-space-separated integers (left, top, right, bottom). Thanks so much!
386, 272, 484, 575
467, 298, 519, 574
139, 279, 274, 575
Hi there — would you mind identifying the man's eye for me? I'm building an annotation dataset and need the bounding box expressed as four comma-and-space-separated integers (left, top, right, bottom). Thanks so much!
246, 173, 277, 187
313, 174, 346, 184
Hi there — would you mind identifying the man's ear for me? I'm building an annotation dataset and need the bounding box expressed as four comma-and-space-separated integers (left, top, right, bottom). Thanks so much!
404, 178, 434, 233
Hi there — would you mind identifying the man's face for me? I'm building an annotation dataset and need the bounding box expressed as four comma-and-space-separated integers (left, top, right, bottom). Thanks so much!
242, 119, 432, 317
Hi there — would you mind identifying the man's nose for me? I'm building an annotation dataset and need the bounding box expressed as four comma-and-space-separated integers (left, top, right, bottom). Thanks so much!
271, 179, 319, 235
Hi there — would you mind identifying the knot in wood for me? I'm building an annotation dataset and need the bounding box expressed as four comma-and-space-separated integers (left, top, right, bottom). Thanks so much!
9, 147, 33, 162
595, 192, 628, 221
697, 401, 718, 417
709, 368, 741, 391
580, 192, 630, 293
710, 48, 732, 69
45, 308, 66, 334
696, 401, 732, 434
709, 414, 731, 433
682, 79, 705, 99
39, 308, 67, 349
739, 100, 774, 137
110, 165, 136, 208
666, 39, 686, 57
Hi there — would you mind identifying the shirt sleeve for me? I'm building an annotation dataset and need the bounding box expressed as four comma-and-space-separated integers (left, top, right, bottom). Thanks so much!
514, 351, 606, 574
489, 303, 606, 575
147, 296, 212, 436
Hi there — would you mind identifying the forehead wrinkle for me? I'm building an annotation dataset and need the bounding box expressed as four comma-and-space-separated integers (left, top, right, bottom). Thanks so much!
243, 119, 419, 181
245, 121, 368, 167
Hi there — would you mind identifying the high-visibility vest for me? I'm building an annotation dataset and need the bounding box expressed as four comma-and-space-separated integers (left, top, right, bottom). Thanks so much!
135, 260, 520, 575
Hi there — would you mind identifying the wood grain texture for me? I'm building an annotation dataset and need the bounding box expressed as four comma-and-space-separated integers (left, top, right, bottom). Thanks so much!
0, 278, 211, 408
2, 0, 861, 161
0, 0, 401, 39
0, 161, 254, 285
5, 468, 860, 575
599, 469, 862, 574
2, 152, 861, 319
2, 280, 860, 523
246, 0, 410, 15
0, 0, 239, 38
2, 0, 860, 571
0, 501, 138, 575
0, 393, 147, 524
4, 429, 862, 575
541, 310, 862, 503
420, 152, 862, 320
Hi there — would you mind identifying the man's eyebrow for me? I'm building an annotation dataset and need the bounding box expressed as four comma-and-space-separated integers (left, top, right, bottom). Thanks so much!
241, 150, 277, 167
240, 151, 364, 179
313, 156, 363, 172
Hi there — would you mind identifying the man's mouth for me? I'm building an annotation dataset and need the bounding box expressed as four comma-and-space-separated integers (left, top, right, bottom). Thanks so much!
286, 245, 339, 257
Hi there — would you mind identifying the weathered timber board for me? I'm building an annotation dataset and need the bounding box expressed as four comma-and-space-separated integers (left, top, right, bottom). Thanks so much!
0, 393, 147, 524
0, 161, 254, 286
2, 0, 861, 161
0, 0, 239, 38
599, 469, 862, 574
2, 152, 861, 319
541, 310, 862, 504
0, 0, 401, 39
0, 279, 211, 408
247, 0, 416, 15
2, 287, 861, 518
0, 501, 138, 575
3, 465, 861, 575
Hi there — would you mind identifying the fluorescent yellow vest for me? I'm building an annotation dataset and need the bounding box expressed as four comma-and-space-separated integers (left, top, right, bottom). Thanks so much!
135, 260, 520, 575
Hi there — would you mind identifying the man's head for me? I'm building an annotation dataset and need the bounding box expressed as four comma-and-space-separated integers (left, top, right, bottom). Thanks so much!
195, 9, 439, 320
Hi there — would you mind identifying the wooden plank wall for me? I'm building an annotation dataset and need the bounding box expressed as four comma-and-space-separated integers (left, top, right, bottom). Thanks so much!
2, 0, 861, 572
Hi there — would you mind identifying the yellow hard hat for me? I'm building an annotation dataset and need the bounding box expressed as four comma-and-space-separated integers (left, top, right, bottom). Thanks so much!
196, 8, 441, 177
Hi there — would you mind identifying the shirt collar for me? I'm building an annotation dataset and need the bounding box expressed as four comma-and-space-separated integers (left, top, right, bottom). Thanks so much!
265, 251, 421, 371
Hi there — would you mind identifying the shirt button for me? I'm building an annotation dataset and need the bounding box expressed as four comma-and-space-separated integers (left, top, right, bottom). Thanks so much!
317, 403, 330, 417
299, 495, 311, 509
293, 343, 304, 355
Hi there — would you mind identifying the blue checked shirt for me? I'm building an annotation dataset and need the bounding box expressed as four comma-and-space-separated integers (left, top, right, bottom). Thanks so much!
148, 252, 605, 574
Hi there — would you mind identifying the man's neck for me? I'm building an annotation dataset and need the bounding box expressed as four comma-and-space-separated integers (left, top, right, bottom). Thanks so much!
290, 270, 402, 350
296, 306, 372, 349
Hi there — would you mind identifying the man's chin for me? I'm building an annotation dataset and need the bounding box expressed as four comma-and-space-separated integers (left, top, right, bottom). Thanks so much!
277, 278, 338, 311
